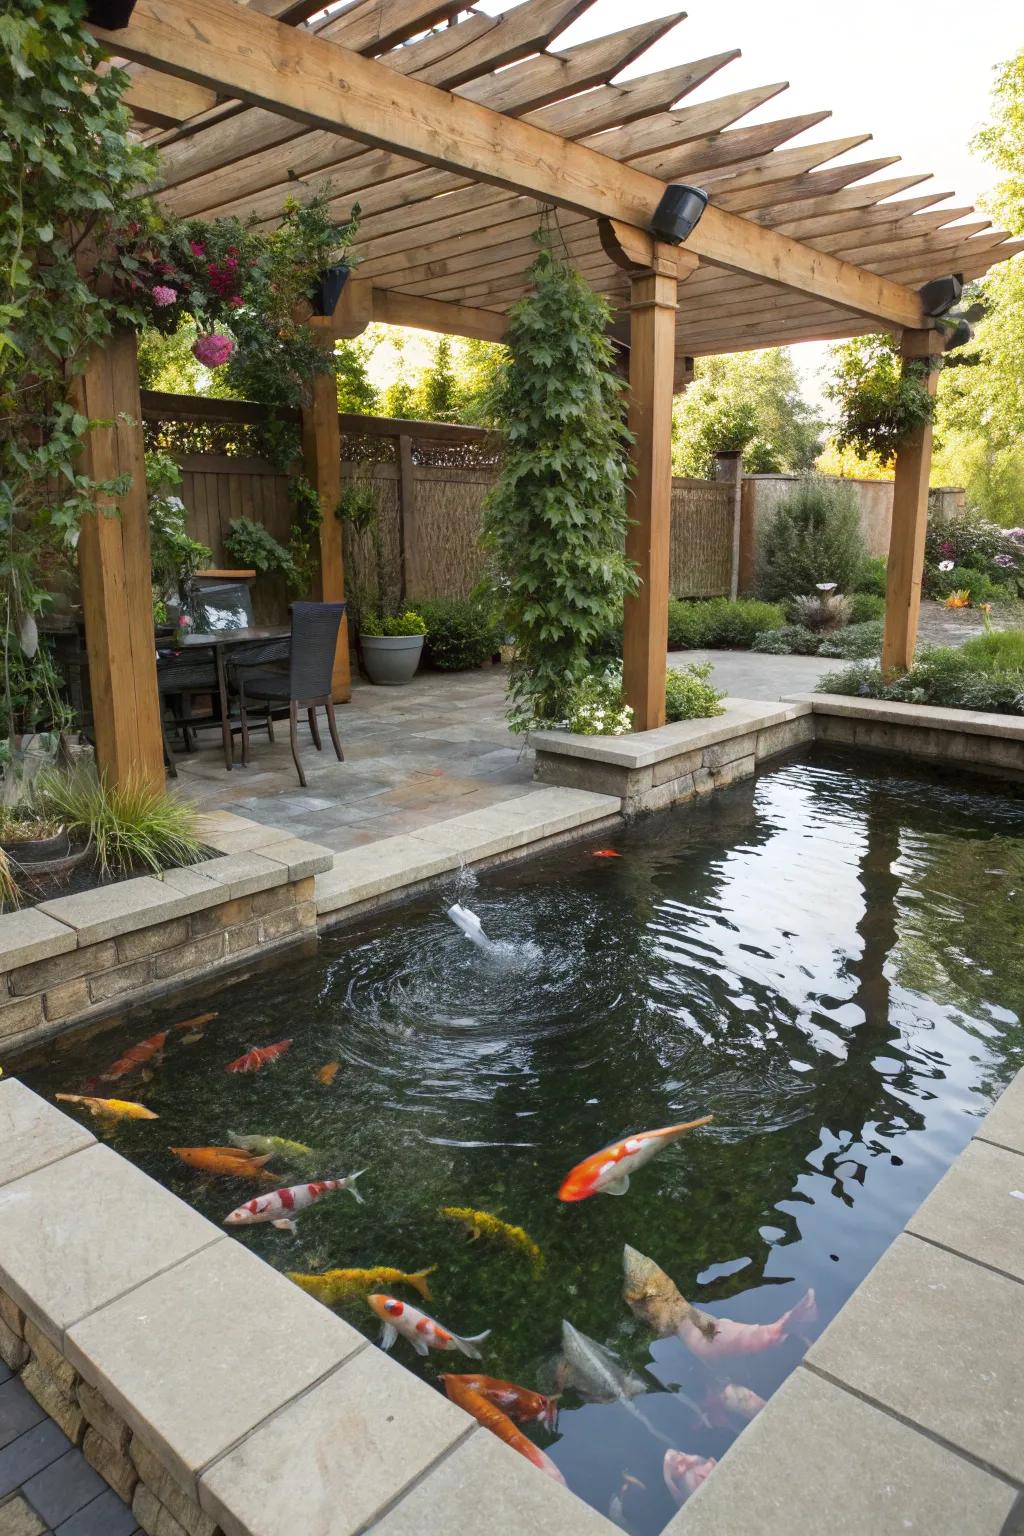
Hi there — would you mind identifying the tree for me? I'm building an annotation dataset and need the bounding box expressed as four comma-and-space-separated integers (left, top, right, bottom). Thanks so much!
672, 350, 822, 478
455, 337, 507, 426
334, 336, 377, 415
822, 333, 937, 469
412, 335, 462, 422
482, 245, 637, 728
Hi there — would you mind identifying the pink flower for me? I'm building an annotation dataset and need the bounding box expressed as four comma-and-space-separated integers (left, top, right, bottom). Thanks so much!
151, 285, 178, 308
189, 240, 205, 257
229, 294, 243, 308
178, 614, 192, 630
192, 333, 235, 368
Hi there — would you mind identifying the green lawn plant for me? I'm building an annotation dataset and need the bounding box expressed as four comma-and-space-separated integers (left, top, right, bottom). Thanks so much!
482, 240, 637, 731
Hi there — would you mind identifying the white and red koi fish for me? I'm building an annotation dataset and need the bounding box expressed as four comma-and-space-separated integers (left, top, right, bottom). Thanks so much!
678, 1289, 817, 1360
706, 1382, 766, 1425
559, 1116, 713, 1200
224, 1039, 292, 1074
367, 1295, 490, 1359
223, 1174, 365, 1233
663, 1450, 717, 1507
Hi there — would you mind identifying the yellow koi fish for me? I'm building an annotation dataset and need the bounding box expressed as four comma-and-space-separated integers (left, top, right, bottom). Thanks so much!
440, 1207, 544, 1275
287, 1266, 435, 1306
56, 1094, 158, 1122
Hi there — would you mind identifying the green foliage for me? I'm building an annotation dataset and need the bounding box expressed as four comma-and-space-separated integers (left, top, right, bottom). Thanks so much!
751, 624, 824, 656
285, 475, 322, 596
225, 518, 296, 583
924, 511, 1021, 596
752, 620, 883, 659
854, 555, 888, 596
849, 591, 886, 623
413, 597, 501, 671
561, 664, 633, 736
790, 591, 853, 632
337, 481, 388, 628
756, 477, 867, 600
146, 452, 211, 593
35, 768, 203, 879
819, 646, 1024, 715
926, 565, 999, 604
665, 662, 725, 723
456, 338, 508, 427
0, 642, 74, 742
481, 242, 637, 729
824, 334, 938, 466
334, 336, 378, 415
666, 597, 786, 650
961, 629, 1024, 670
413, 336, 463, 423
360, 609, 427, 637
971, 50, 1024, 234
672, 350, 822, 478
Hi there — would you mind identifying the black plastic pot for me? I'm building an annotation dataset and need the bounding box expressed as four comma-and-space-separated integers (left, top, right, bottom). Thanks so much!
0, 827, 89, 879
311, 265, 350, 317
86, 0, 138, 27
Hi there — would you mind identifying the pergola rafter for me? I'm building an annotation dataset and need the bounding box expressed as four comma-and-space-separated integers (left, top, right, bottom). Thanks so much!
72, 0, 1018, 786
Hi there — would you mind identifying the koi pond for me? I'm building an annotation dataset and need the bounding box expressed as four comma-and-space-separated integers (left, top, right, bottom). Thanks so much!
18, 746, 1024, 1534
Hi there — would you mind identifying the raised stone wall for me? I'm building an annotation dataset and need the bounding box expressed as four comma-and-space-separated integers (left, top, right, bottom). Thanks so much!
784, 691, 1024, 777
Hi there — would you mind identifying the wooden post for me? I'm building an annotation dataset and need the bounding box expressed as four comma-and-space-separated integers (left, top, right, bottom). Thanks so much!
301, 357, 351, 702
396, 433, 420, 601
882, 328, 943, 676
622, 263, 682, 731
74, 329, 165, 790
713, 449, 743, 601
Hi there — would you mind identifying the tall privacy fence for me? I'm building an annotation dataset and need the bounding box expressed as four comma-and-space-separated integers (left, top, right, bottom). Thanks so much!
141, 394, 965, 612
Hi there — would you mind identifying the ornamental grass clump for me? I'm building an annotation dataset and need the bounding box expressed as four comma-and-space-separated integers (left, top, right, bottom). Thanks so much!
34, 770, 203, 880
482, 242, 637, 731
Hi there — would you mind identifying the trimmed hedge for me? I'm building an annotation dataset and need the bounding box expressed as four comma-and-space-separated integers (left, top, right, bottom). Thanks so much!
666, 597, 786, 650
413, 597, 502, 670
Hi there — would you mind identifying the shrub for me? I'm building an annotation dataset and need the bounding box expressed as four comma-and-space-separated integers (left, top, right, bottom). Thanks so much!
925, 511, 1021, 577
562, 665, 633, 736
751, 625, 823, 655
224, 518, 296, 583
756, 478, 867, 600
414, 597, 501, 671
790, 592, 853, 632
34, 770, 203, 879
666, 597, 785, 650
360, 610, 428, 637
925, 564, 999, 605
818, 647, 1024, 715
817, 620, 884, 659
665, 663, 725, 722
849, 591, 886, 623
854, 555, 888, 596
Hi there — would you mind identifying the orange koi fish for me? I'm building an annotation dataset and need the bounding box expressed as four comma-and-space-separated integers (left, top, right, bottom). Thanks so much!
367, 1295, 489, 1359
100, 1030, 168, 1082
174, 1012, 218, 1032
592, 849, 622, 859
170, 1146, 277, 1180
663, 1450, 716, 1507
677, 1289, 817, 1360
224, 1174, 365, 1234
559, 1116, 714, 1200
55, 1094, 157, 1122
225, 1039, 292, 1074
317, 1062, 340, 1086
443, 1377, 565, 1485
441, 1375, 558, 1430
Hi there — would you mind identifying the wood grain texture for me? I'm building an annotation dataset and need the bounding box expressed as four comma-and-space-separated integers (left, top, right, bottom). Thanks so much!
882, 329, 944, 676
301, 367, 351, 701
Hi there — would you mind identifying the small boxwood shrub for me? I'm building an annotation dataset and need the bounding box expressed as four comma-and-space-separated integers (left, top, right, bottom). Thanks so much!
414, 597, 501, 671
665, 662, 725, 722
751, 624, 823, 655
666, 597, 786, 650
854, 555, 888, 596
849, 591, 886, 623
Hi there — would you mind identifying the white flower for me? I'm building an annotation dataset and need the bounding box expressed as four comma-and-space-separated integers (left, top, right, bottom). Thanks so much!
938, 560, 954, 572
816, 582, 837, 592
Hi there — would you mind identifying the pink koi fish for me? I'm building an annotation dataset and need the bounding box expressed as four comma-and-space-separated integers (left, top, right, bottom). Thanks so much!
367, 1295, 490, 1359
663, 1450, 717, 1507
678, 1288, 817, 1359
705, 1382, 766, 1426
559, 1116, 713, 1200
223, 1174, 365, 1234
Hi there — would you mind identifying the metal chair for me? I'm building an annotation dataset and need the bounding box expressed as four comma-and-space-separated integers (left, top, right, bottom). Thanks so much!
230, 602, 345, 787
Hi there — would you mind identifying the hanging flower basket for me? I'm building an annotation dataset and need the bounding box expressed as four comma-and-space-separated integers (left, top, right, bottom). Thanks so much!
86, 0, 138, 27
311, 265, 350, 318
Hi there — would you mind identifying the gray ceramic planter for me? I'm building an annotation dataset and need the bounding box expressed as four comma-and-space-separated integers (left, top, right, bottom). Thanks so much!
359, 633, 424, 685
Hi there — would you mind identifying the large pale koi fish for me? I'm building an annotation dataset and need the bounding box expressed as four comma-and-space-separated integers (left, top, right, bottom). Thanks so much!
677, 1288, 817, 1360
367, 1295, 490, 1359
558, 1321, 670, 1445
441, 1374, 558, 1429
706, 1383, 766, 1425
223, 1174, 364, 1233
559, 1116, 713, 1200
443, 1377, 564, 1484
663, 1450, 717, 1507
100, 1030, 168, 1082
55, 1094, 157, 1122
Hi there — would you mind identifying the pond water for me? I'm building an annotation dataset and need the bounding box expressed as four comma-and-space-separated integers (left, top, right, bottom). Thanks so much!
18, 747, 1024, 1533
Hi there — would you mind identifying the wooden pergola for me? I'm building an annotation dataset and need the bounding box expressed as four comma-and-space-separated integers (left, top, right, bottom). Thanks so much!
79, 0, 1020, 786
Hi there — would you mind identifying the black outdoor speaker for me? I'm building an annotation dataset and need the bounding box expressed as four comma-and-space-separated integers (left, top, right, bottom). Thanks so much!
651, 185, 709, 245
918, 274, 963, 318
942, 317, 974, 351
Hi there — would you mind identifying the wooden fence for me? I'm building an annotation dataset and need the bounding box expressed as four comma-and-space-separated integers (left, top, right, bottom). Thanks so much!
140, 392, 737, 613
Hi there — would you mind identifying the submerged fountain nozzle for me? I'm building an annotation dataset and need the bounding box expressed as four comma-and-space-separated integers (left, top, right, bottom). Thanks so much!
446, 903, 492, 950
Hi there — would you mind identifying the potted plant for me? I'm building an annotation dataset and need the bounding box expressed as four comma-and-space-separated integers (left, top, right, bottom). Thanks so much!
359, 610, 428, 685
274, 196, 362, 318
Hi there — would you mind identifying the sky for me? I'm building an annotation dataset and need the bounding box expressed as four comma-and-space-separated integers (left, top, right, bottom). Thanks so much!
371, 0, 1023, 408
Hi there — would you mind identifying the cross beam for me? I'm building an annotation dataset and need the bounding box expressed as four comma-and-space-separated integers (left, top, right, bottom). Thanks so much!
90, 0, 928, 330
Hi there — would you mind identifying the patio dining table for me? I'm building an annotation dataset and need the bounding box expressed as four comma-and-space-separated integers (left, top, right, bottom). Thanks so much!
174, 624, 290, 770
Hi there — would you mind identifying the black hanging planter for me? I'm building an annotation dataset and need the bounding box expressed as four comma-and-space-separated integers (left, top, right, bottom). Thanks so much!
86, 0, 138, 27
311, 264, 350, 318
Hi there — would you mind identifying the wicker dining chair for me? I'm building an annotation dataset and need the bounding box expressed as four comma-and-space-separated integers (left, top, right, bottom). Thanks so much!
229, 602, 345, 787
157, 647, 219, 776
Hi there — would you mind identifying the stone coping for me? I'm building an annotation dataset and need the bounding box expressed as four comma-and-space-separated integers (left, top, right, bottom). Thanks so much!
0, 1077, 617, 1535
531, 700, 812, 769
785, 690, 1024, 741
669, 1064, 1024, 1534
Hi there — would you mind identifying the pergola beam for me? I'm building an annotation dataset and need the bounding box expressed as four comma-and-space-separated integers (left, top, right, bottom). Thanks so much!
90, 0, 929, 329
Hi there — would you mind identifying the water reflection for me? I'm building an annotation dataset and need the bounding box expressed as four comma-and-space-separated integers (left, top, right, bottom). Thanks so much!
18, 747, 1024, 1535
